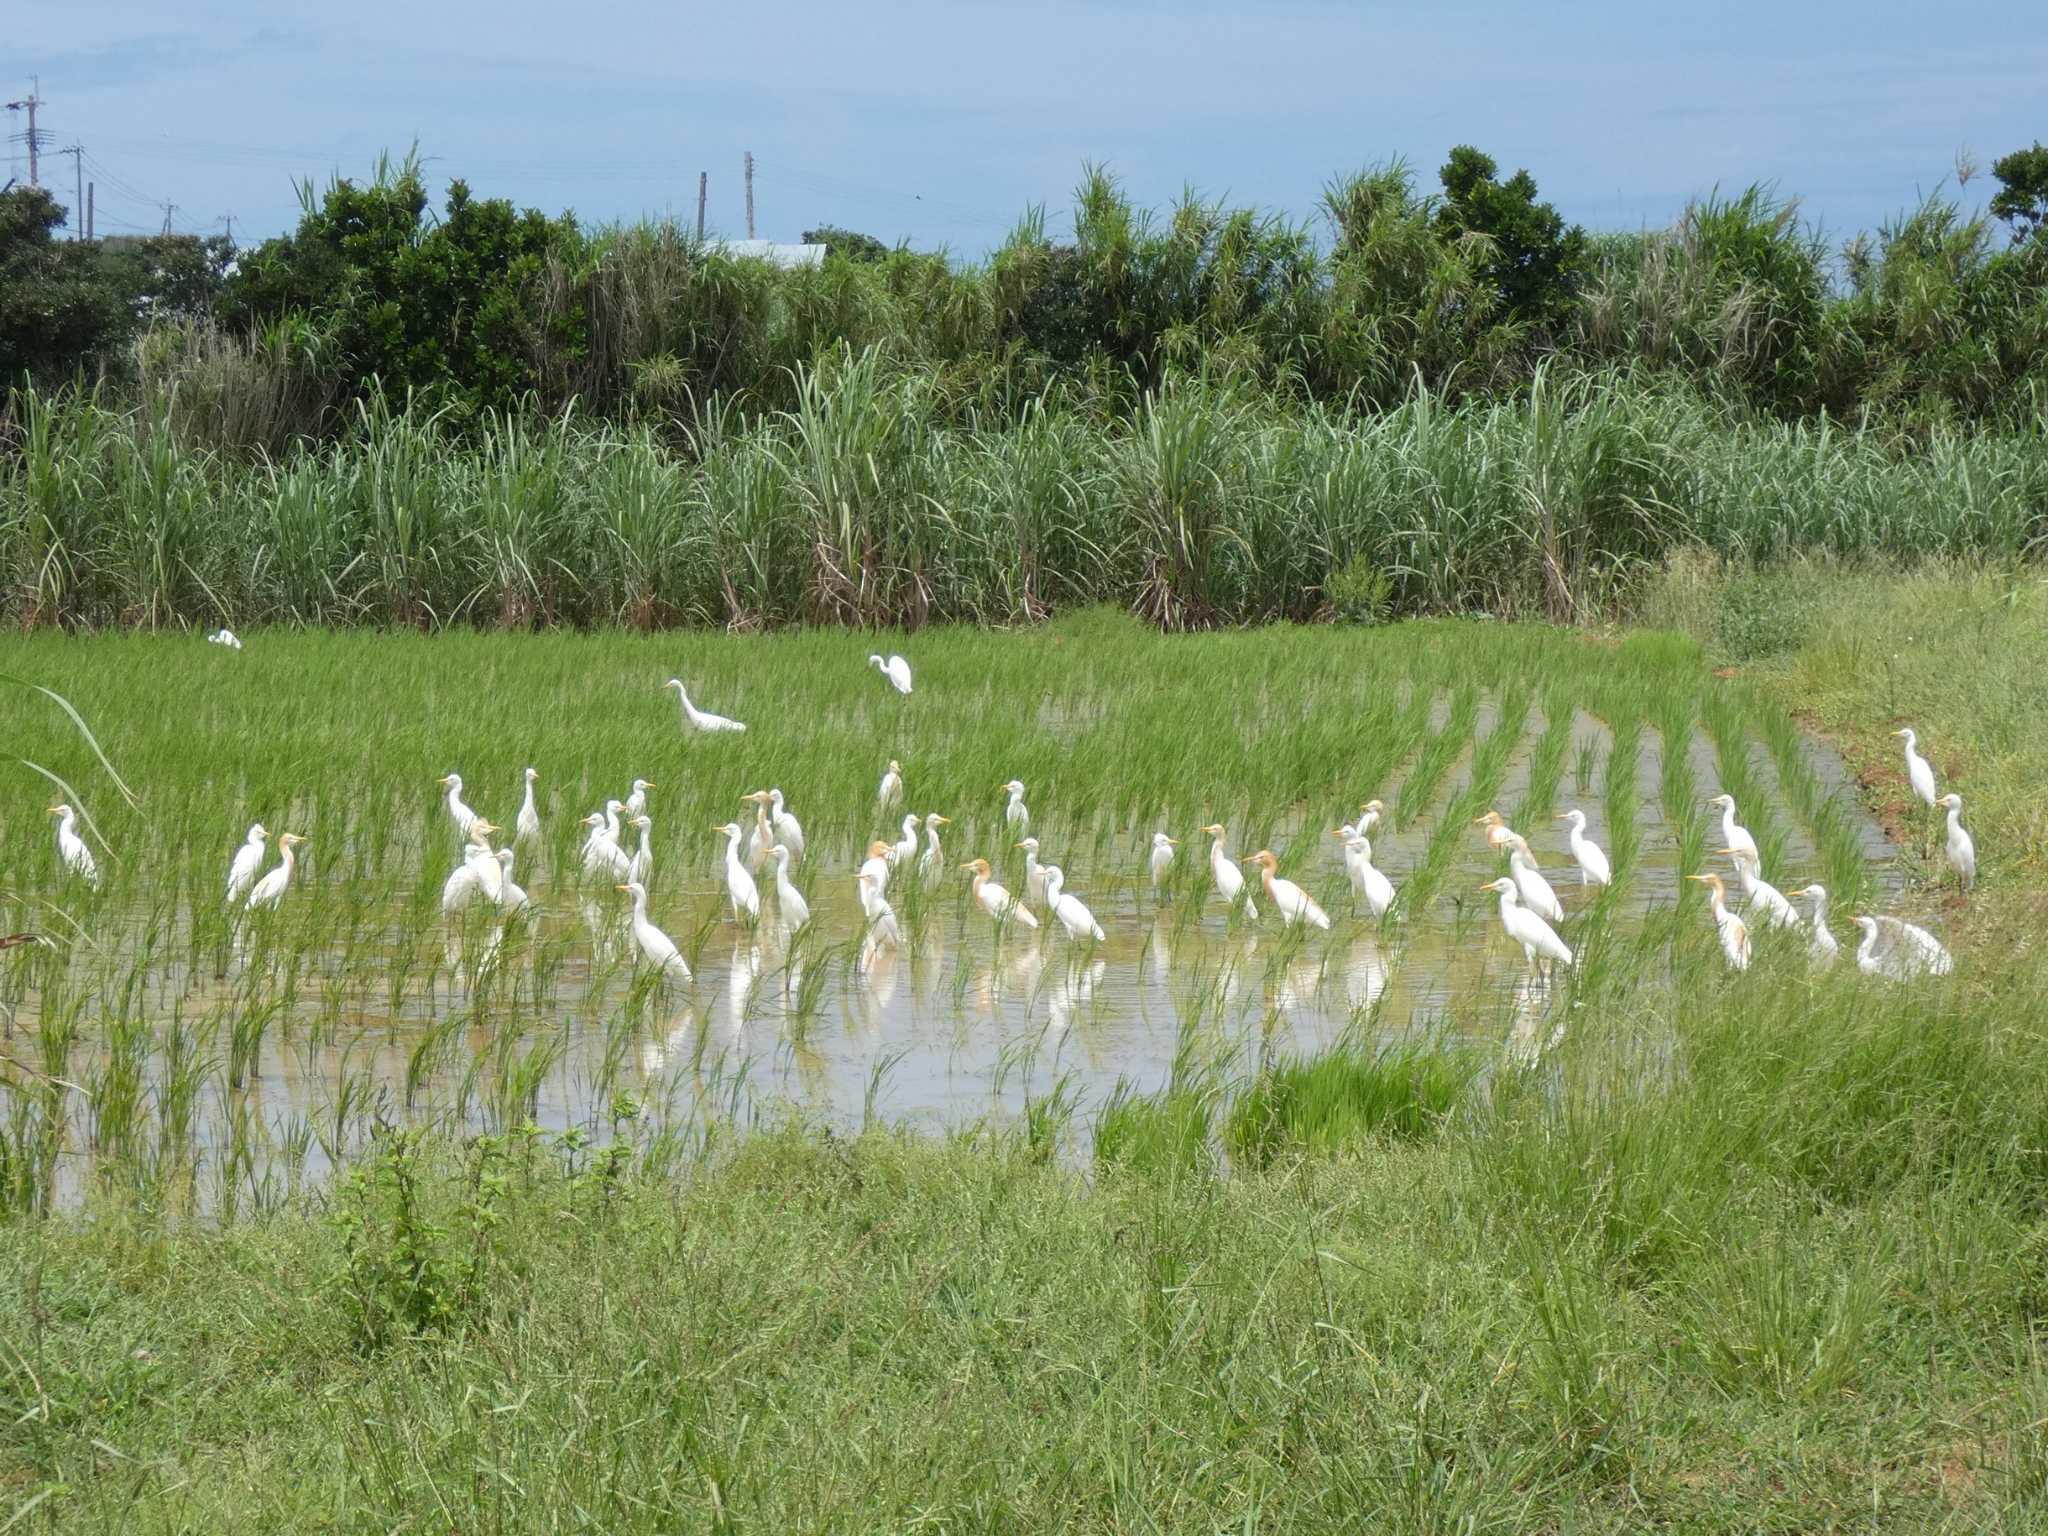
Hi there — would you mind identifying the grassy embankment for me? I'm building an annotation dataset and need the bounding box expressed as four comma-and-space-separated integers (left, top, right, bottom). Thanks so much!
3, 562, 2047, 1529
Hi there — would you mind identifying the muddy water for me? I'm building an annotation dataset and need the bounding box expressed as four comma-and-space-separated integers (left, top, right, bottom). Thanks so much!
3, 709, 1908, 1197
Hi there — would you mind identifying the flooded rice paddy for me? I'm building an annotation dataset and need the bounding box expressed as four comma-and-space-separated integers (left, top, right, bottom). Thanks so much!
1, 677, 1910, 1209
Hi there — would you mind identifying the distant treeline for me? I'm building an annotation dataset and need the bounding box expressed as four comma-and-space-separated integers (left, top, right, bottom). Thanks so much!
2, 145, 2047, 449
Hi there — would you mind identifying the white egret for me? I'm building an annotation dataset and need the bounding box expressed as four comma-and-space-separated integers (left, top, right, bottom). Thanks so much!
614, 881, 692, 984
1503, 834, 1565, 924
1556, 809, 1611, 887
1687, 873, 1751, 972
580, 812, 630, 882
713, 822, 761, 922
916, 813, 951, 889
246, 832, 308, 910
1474, 810, 1516, 849
664, 678, 745, 734
960, 858, 1039, 930
437, 774, 478, 839
858, 839, 894, 896
627, 815, 654, 886
1706, 794, 1759, 865
742, 791, 777, 870
1357, 799, 1386, 836
890, 813, 920, 871
1000, 780, 1030, 836
465, 820, 506, 904
879, 759, 904, 809
1480, 876, 1572, 974
769, 845, 809, 930
868, 653, 913, 695
46, 804, 99, 888
225, 823, 269, 904
1149, 832, 1179, 889
1795, 884, 1839, 969
1241, 850, 1331, 931
1939, 793, 1975, 890
1014, 836, 1048, 905
623, 778, 654, 820
1200, 825, 1257, 919
1894, 728, 1937, 809
1851, 914, 1953, 980
855, 872, 903, 953
1332, 830, 1396, 918
515, 768, 541, 846
767, 788, 804, 863
1041, 865, 1106, 942
206, 627, 243, 649
496, 849, 529, 914
1718, 847, 1801, 931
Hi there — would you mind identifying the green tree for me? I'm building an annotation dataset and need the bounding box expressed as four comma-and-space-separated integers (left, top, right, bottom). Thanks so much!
220, 155, 578, 414
0, 186, 124, 385
99, 233, 234, 323
1989, 143, 2048, 243
1434, 145, 1588, 330
802, 226, 889, 263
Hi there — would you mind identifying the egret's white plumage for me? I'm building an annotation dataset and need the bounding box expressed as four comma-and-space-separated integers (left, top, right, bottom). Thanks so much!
1707, 795, 1759, 865
47, 804, 99, 888
768, 789, 804, 863
1200, 825, 1257, 919
1796, 884, 1839, 969
226, 823, 269, 904
1041, 865, 1105, 942
916, 813, 951, 889
960, 858, 1038, 930
623, 778, 654, 820
437, 774, 478, 839
627, 815, 654, 886
743, 792, 777, 870
890, 813, 920, 871
1356, 799, 1385, 837
1480, 876, 1572, 972
515, 768, 541, 846
496, 849, 529, 914
1894, 728, 1937, 809
1333, 830, 1396, 918
664, 678, 745, 734
206, 627, 243, 649
580, 812, 631, 882
878, 760, 904, 809
1721, 848, 1802, 931
1688, 873, 1751, 972
713, 822, 761, 922
1014, 836, 1047, 905
1000, 780, 1030, 837
1504, 835, 1565, 924
855, 872, 903, 952
858, 840, 894, 897
246, 832, 308, 910
1852, 914, 1953, 980
769, 845, 809, 930
615, 880, 691, 983
1939, 793, 1975, 890
868, 653, 913, 695
1557, 809, 1611, 887
1148, 832, 1179, 889
1243, 850, 1330, 930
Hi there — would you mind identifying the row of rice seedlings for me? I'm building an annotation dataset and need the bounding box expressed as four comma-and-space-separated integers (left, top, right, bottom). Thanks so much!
1699, 688, 1793, 881
1755, 706, 1876, 910
1404, 687, 1534, 917
1513, 680, 1578, 828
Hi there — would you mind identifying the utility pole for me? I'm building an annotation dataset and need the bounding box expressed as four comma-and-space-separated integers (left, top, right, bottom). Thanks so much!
743, 150, 754, 239
4, 78, 45, 186
59, 144, 83, 237
85, 182, 93, 241
696, 171, 707, 241
161, 201, 177, 235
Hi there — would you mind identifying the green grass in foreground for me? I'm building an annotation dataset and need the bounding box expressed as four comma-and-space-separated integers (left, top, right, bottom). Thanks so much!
4, 561, 2048, 1530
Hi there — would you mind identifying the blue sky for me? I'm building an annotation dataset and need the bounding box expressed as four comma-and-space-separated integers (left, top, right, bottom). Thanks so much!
13, 2, 2045, 255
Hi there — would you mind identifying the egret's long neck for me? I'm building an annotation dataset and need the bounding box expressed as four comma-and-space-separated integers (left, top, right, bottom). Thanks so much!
726, 829, 742, 862
926, 827, 942, 858
1260, 866, 1277, 899
279, 845, 296, 882
520, 781, 536, 814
